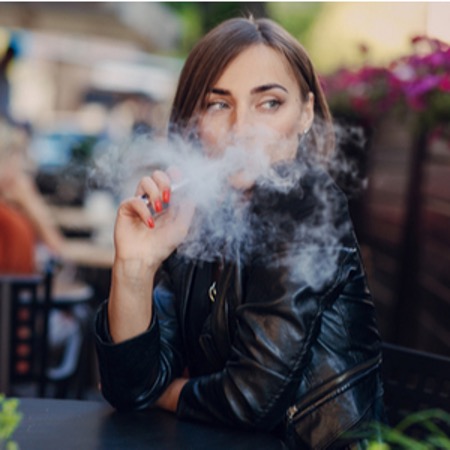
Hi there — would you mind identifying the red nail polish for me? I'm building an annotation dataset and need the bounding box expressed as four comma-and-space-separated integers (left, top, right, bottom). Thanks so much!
147, 217, 155, 228
162, 189, 170, 204
154, 199, 163, 213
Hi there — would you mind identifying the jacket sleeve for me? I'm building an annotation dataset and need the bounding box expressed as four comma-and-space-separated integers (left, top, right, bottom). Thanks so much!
177, 177, 360, 431
94, 272, 185, 411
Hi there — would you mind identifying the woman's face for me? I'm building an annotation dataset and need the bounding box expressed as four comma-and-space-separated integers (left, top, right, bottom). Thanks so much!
197, 44, 314, 188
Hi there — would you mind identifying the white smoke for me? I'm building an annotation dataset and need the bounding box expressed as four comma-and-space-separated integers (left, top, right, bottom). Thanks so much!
89, 120, 367, 291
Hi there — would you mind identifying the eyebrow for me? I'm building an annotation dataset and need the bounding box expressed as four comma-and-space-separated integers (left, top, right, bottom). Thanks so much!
209, 83, 288, 96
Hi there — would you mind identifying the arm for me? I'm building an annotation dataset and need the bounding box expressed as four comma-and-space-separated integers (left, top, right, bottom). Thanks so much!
155, 377, 188, 412
2, 171, 64, 254
95, 169, 195, 409
95, 274, 187, 411
107, 169, 194, 344
108, 258, 156, 343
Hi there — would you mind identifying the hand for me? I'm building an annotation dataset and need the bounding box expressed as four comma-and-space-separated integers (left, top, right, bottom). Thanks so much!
155, 378, 188, 413
114, 169, 195, 270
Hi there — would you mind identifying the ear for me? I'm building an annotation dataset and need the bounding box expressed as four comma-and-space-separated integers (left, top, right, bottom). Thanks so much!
300, 92, 314, 134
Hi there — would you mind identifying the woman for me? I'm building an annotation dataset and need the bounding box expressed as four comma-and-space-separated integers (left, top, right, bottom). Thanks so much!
0, 118, 64, 272
95, 17, 384, 449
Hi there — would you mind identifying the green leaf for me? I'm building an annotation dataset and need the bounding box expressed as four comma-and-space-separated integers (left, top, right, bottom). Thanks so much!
6, 441, 20, 450
0, 395, 22, 445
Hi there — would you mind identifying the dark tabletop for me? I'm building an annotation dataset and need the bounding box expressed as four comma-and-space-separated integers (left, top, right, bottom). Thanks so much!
12, 398, 286, 450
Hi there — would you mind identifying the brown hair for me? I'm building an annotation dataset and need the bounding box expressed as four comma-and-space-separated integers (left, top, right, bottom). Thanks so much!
169, 17, 334, 156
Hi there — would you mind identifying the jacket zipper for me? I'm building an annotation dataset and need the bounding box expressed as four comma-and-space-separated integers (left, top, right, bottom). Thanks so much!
286, 354, 382, 422
180, 264, 196, 347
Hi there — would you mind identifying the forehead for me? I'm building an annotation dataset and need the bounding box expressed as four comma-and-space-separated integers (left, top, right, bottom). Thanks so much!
213, 44, 299, 90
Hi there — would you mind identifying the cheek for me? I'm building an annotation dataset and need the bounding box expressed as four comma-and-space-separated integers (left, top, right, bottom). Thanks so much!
276, 107, 304, 139
264, 119, 302, 162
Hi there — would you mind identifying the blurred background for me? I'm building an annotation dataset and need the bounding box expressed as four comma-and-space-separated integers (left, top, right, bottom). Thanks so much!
0, 2, 449, 399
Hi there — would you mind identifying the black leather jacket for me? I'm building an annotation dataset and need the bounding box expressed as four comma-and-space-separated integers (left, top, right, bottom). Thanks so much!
95, 170, 384, 449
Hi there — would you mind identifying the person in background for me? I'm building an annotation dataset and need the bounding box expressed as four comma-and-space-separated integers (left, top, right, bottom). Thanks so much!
95, 17, 384, 449
0, 117, 93, 393
0, 118, 64, 273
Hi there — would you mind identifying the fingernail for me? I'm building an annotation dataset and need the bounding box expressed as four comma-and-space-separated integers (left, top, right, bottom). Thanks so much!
162, 189, 170, 204
147, 217, 155, 228
154, 199, 163, 213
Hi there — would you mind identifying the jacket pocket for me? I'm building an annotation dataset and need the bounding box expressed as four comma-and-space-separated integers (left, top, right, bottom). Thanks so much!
285, 357, 383, 450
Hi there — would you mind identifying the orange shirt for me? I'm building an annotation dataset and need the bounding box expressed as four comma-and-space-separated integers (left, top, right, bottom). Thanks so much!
0, 201, 36, 274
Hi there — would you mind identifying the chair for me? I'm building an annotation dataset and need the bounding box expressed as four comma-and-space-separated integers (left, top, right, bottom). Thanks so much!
44, 276, 94, 399
6, 260, 94, 398
0, 273, 46, 395
381, 342, 450, 433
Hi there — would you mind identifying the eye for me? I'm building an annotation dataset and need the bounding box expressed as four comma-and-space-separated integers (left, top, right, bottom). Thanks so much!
206, 101, 229, 112
260, 99, 282, 111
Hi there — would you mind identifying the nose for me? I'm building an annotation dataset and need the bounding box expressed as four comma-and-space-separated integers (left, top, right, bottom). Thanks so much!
229, 105, 252, 139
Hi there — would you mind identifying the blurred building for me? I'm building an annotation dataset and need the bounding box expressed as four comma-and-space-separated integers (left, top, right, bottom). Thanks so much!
0, 2, 185, 210
0, 2, 183, 132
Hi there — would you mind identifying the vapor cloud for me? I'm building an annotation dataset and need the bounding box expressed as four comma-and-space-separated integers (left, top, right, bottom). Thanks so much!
90, 120, 367, 291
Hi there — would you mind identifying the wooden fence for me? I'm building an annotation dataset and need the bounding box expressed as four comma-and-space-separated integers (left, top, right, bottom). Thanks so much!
356, 114, 450, 356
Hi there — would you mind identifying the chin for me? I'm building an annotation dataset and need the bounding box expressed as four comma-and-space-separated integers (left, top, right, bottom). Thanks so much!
228, 173, 256, 191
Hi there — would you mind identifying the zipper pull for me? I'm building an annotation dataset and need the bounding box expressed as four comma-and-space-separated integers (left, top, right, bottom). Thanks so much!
286, 404, 298, 421
208, 281, 217, 303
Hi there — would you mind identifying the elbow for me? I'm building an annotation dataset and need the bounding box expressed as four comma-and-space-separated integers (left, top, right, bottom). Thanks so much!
101, 382, 157, 412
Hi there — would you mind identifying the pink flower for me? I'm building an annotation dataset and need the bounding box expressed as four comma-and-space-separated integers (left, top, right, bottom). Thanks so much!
323, 35, 450, 122
438, 75, 450, 92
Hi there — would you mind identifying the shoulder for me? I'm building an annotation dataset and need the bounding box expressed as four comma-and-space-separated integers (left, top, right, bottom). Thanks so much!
247, 167, 360, 290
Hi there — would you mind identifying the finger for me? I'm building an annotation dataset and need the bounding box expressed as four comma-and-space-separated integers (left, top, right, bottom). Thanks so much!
119, 196, 155, 229
135, 176, 164, 214
152, 170, 172, 204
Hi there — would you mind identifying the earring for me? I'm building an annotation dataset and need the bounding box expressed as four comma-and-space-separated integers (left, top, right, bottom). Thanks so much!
303, 127, 310, 136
